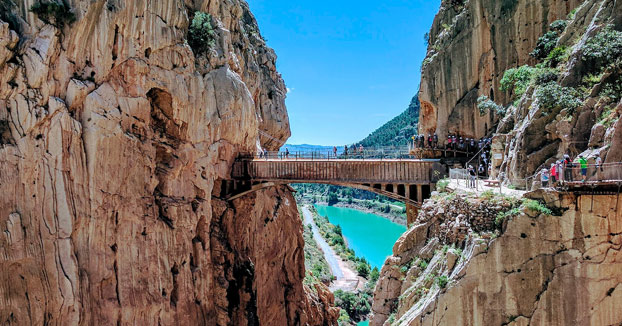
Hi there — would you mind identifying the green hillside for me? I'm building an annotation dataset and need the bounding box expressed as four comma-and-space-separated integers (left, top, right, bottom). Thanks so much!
359, 96, 420, 147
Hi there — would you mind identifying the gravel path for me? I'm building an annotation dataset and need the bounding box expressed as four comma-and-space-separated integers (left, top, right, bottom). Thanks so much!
302, 206, 343, 279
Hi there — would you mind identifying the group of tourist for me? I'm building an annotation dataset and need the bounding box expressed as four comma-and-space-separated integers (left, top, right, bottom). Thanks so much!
412, 133, 493, 156
334, 144, 365, 157
412, 134, 439, 149
539, 153, 603, 187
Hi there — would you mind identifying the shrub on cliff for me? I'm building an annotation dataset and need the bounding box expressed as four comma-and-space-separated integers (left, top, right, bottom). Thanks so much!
0, 0, 20, 32
530, 31, 559, 60
188, 11, 216, 56
334, 290, 371, 321
582, 25, 622, 73
477, 96, 505, 116
530, 20, 567, 60
545, 46, 569, 67
535, 82, 582, 115
500, 65, 537, 98
356, 262, 370, 278
30, 0, 76, 29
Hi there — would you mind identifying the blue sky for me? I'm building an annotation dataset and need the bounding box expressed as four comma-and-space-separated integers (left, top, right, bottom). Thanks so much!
247, 0, 441, 146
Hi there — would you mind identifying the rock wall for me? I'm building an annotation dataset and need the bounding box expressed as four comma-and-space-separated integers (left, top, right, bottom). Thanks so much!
371, 190, 622, 326
0, 1, 337, 325
419, 0, 582, 140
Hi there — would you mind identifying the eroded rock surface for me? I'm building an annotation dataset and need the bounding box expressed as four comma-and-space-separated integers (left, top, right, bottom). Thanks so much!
371, 191, 622, 326
419, 0, 582, 139
0, 1, 336, 325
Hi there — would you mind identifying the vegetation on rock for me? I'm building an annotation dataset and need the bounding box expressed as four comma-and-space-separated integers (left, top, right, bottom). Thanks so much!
188, 11, 216, 56
301, 214, 333, 285
477, 95, 505, 116
30, 0, 76, 29
535, 82, 582, 115
359, 96, 420, 147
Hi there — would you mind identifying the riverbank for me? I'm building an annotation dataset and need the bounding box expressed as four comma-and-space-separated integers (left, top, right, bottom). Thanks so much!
307, 200, 406, 226
292, 184, 407, 225
302, 205, 378, 324
302, 206, 363, 292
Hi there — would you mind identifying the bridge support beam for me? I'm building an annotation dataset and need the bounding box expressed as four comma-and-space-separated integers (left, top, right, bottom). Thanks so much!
406, 203, 419, 227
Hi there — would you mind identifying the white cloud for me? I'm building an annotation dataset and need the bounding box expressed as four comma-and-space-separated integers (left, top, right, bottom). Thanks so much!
286, 87, 295, 94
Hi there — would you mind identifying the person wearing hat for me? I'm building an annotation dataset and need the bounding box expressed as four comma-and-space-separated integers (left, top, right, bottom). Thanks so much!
541, 167, 550, 188
564, 154, 573, 182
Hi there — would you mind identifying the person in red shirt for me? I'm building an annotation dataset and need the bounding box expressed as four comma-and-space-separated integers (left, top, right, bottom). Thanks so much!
550, 162, 557, 186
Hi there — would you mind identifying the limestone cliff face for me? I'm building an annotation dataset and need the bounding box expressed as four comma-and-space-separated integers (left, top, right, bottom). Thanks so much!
0, 1, 337, 325
419, 0, 582, 139
420, 0, 622, 183
370, 191, 622, 326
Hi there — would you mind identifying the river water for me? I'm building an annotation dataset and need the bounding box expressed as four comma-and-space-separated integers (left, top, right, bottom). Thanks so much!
314, 205, 406, 270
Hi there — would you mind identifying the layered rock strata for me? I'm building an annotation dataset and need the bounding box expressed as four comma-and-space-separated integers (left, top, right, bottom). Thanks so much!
0, 0, 337, 325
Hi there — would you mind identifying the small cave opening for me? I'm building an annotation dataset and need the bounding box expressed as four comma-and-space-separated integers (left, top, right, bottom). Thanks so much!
0, 120, 15, 146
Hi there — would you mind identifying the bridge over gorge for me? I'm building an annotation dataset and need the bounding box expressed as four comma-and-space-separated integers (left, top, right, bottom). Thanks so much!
224, 151, 447, 225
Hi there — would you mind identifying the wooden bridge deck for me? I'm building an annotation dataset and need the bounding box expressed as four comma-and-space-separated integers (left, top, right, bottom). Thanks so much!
232, 159, 444, 184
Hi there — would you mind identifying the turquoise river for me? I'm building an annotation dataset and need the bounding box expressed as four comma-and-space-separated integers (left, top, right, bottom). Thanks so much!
314, 205, 406, 326
313, 205, 407, 271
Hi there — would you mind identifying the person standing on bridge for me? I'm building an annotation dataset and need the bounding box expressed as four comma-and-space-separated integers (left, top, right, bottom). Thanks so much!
557, 160, 564, 184
433, 133, 438, 148
333, 146, 337, 158
578, 155, 588, 182
359, 144, 364, 156
427, 134, 432, 148
447, 135, 452, 150
541, 167, 549, 188
595, 153, 603, 181
285, 147, 290, 159
550, 162, 557, 186
344, 145, 348, 157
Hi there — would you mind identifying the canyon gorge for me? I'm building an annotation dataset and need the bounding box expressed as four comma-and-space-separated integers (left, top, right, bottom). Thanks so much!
2, 0, 622, 325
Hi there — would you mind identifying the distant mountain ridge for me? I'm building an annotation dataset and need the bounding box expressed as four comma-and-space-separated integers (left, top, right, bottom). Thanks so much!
358, 96, 420, 147
283, 96, 420, 152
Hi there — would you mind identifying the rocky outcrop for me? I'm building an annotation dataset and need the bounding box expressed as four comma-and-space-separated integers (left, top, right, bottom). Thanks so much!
419, 0, 582, 140
0, 1, 336, 325
371, 190, 622, 326
420, 0, 622, 184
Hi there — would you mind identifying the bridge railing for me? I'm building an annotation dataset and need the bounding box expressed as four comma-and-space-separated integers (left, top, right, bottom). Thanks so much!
245, 147, 475, 161
550, 162, 622, 186
248, 148, 418, 160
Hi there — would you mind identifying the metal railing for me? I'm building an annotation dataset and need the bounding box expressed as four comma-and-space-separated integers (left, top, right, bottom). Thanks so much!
548, 163, 622, 186
245, 145, 478, 161
448, 163, 622, 193
248, 148, 419, 161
